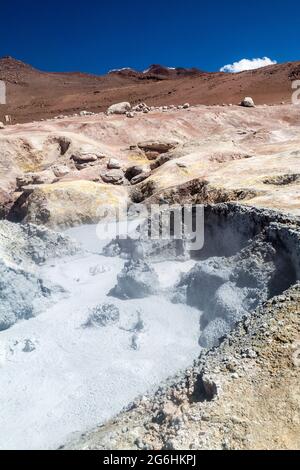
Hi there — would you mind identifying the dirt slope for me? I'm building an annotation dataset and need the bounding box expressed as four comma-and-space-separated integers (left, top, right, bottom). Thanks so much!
1, 56, 300, 124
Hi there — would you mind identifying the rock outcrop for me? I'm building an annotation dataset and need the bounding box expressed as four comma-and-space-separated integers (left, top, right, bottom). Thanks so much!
12, 181, 128, 228
110, 259, 159, 299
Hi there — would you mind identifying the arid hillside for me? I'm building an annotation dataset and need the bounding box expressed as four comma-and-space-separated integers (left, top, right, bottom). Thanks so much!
0, 56, 300, 123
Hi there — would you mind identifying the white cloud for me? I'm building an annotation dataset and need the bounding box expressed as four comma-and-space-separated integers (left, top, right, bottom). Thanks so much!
220, 57, 277, 73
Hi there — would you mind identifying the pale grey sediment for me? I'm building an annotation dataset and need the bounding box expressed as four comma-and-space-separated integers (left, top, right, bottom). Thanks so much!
66, 203, 300, 450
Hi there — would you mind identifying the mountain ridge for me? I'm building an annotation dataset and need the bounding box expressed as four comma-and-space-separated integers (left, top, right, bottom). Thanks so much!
1, 56, 299, 123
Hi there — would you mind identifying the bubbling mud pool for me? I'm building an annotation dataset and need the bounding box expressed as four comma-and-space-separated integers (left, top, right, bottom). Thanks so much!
0, 223, 202, 450
0, 203, 299, 450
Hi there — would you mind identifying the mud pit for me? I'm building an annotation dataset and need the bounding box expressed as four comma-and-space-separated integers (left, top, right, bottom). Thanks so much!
0, 203, 299, 450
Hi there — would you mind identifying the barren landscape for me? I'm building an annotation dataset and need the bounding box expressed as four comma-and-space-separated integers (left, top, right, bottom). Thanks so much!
1, 56, 300, 124
0, 56, 299, 450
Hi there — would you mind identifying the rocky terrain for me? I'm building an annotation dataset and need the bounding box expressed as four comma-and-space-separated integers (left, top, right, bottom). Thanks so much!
0, 95, 299, 449
0, 103, 299, 228
1, 56, 300, 123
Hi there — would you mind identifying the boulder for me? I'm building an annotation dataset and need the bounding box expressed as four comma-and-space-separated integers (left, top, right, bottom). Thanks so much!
101, 169, 124, 185
107, 102, 131, 115
0, 122, 5, 129
71, 152, 99, 164
241, 97, 255, 108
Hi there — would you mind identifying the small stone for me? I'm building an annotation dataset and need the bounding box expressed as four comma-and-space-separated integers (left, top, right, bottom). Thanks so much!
107, 158, 121, 169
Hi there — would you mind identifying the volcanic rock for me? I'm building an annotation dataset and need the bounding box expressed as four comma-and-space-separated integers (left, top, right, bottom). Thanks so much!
101, 169, 124, 185
14, 181, 128, 228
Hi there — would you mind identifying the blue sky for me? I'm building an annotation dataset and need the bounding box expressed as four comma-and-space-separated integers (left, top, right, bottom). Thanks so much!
1, 0, 299, 74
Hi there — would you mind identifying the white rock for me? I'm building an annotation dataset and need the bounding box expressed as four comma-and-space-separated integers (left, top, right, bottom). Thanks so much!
107, 158, 121, 169
241, 97, 255, 108
79, 110, 94, 116
183, 103, 190, 109
0, 122, 5, 129
107, 102, 131, 115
